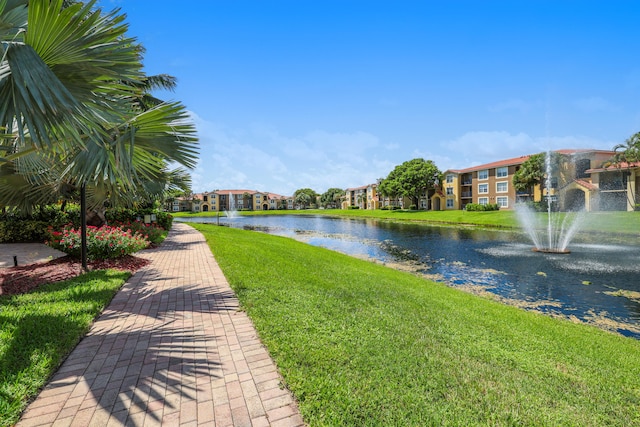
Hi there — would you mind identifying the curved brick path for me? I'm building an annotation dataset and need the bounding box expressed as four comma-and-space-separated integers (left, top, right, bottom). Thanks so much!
17, 223, 304, 427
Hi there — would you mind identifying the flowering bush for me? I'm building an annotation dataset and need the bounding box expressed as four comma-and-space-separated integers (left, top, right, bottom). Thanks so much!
46, 224, 149, 260
109, 220, 165, 245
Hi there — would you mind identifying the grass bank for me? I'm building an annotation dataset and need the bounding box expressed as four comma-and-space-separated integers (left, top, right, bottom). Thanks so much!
194, 223, 640, 426
0, 270, 130, 426
176, 209, 640, 236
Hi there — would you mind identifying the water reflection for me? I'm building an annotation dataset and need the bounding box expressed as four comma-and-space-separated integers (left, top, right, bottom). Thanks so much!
176, 215, 640, 338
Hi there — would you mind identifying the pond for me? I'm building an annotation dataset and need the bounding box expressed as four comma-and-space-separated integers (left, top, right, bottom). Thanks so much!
176, 214, 640, 338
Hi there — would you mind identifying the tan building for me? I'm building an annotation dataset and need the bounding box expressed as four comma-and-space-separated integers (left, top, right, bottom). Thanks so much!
585, 161, 640, 211
443, 149, 617, 211
444, 155, 529, 210
170, 189, 292, 212
343, 184, 380, 209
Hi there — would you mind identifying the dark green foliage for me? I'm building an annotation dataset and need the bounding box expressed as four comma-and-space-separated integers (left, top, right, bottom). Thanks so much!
104, 207, 173, 230
378, 158, 441, 207
465, 203, 500, 211
320, 188, 345, 208
0, 205, 172, 243
293, 188, 318, 209
0, 206, 74, 242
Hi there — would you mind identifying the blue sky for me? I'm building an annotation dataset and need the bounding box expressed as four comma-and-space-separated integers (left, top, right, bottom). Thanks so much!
104, 0, 640, 196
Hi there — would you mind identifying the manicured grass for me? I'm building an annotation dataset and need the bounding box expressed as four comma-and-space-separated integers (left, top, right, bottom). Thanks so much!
194, 223, 640, 426
0, 270, 130, 427
176, 209, 640, 236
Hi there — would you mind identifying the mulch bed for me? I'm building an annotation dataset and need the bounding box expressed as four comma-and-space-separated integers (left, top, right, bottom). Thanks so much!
0, 255, 151, 296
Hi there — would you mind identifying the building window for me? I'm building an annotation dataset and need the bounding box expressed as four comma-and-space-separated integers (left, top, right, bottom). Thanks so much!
496, 181, 508, 193
478, 183, 488, 194
496, 166, 508, 178
496, 196, 508, 208
446, 187, 454, 195
446, 174, 454, 183
478, 197, 489, 205
203, 195, 208, 201
478, 169, 488, 180
446, 199, 454, 208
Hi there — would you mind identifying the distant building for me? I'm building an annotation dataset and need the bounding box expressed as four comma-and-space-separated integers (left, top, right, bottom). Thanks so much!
171, 149, 637, 214
168, 190, 293, 213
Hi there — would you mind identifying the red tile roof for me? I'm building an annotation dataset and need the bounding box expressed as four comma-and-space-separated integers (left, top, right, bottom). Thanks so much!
448, 155, 531, 174
573, 179, 598, 191
446, 149, 616, 174
586, 161, 640, 173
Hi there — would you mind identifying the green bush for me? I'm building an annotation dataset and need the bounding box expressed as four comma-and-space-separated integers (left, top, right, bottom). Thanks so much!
465, 203, 500, 211
0, 206, 73, 243
409, 204, 417, 210
105, 207, 173, 230
348, 206, 360, 209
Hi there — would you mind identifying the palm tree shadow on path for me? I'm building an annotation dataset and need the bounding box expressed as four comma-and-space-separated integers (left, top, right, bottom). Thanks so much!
19, 224, 254, 426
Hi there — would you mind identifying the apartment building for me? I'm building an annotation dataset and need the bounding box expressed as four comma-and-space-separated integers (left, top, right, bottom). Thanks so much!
169, 190, 293, 213
443, 156, 529, 210
173, 148, 636, 214
343, 184, 380, 209
585, 161, 640, 211
443, 149, 617, 211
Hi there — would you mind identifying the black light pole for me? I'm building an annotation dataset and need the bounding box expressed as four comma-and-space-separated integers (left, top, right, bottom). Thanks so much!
80, 183, 88, 271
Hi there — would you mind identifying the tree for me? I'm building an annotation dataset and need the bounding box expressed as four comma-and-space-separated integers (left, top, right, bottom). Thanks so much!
512, 151, 566, 195
512, 153, 546, 193
607, 131, 640, 207
611, 132, 640, 165
0, 0, 198, 213
242, 192, 252, 210
378, 159, 441, 208
320, 188, 345, 209
293, 188, 317, 209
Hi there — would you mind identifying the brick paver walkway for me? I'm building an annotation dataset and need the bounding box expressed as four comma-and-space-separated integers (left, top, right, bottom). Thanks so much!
17, 223, 304, 427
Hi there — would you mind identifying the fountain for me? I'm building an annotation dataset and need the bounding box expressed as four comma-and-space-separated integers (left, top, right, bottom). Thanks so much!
515, 151, 587, 254
225, 192, 239, 219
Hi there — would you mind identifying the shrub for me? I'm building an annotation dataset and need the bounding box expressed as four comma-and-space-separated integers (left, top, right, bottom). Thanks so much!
0, 206, 73, 243
409, 204, 417, 210
46, 224, 149, 260
348, 206, 360, 209
465, 203, 500, 211
106, 208, 173, 230
110, 220, 165, 245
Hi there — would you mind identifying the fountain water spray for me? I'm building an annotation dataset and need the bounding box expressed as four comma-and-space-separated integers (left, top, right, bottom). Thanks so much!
515, 151, 587, 254
225, 192, 239, 219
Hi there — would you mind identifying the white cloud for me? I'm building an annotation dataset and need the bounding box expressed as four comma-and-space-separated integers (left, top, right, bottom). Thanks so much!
190, 111, 617, 195
191, 113, 393, 195
438, 131, 614, 170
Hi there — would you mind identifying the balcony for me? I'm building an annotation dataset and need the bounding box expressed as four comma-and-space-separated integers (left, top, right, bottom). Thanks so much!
461, 191, 472, 198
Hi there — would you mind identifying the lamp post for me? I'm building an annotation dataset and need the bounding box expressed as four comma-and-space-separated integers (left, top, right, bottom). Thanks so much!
80, 183, 88, 271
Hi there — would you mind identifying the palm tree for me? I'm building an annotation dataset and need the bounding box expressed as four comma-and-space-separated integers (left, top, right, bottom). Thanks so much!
0, 0, 198, 267
0, 0, 198, 213
607, 131, 640, 207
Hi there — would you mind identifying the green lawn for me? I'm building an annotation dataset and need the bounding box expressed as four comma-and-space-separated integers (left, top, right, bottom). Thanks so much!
0, 270, 130, 427
194, 223, 640, 426
175, 208, 640, 237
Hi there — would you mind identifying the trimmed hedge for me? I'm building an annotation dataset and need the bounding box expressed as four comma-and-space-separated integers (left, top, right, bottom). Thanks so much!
0, 205, 173, 243
464, 203, 500, 211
